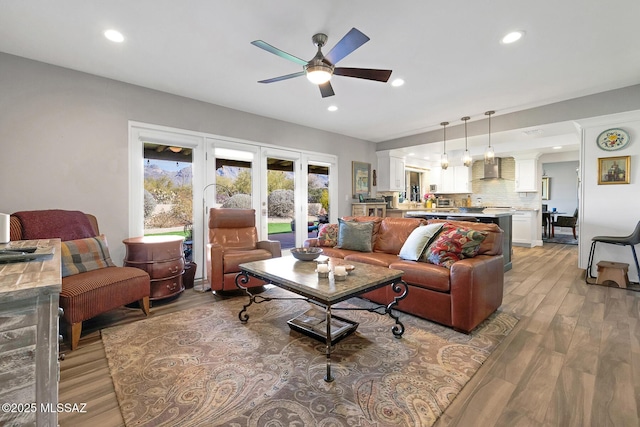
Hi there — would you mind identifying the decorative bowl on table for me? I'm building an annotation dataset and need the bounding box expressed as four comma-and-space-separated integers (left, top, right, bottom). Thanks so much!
291, 247, 323, 261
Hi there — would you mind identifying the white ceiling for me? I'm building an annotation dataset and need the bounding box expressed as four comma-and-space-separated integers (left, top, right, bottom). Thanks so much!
1, 0, 639, 158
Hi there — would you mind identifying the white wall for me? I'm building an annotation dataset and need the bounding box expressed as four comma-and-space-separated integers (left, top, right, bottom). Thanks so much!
577, 110, 640, 282
0, 53, 376, 264
541, 161, 579, 216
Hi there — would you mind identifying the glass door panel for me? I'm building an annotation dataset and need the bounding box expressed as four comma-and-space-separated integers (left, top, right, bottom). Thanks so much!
261, 148, 302, 250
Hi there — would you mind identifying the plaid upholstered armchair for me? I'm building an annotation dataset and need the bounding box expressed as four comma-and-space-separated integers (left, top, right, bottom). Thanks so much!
552, 208, 578, 239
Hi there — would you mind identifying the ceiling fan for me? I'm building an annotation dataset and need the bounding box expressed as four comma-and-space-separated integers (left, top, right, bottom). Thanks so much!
251, 28, 392, 98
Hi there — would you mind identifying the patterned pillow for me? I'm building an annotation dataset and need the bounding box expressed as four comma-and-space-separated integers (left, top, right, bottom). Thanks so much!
61, 235, 116, 277
423, 223, 488, 268
317, 223, 339, 247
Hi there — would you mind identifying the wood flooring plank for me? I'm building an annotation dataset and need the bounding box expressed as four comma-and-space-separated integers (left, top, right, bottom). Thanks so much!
563, 325, 601, 375
503, 346, 565, 423
487, 329, 544, 385
435, 375, 516, 427
541, 314, 578, 354
543, 366, 595, 427
591, 360, 638, 426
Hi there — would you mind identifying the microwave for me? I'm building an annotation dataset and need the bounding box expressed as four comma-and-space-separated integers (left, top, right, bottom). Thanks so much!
437, 198, 453, 207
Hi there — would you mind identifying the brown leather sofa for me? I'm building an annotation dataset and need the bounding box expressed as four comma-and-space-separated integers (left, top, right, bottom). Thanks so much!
305, 216, 504, 333
10, 211, 150, 350
207, 208, 281, 292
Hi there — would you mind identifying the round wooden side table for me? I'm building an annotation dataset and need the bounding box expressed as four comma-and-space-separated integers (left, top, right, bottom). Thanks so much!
123, 235, 185, 301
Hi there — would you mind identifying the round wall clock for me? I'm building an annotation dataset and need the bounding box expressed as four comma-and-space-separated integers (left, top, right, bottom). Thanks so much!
597, 128, 630, 151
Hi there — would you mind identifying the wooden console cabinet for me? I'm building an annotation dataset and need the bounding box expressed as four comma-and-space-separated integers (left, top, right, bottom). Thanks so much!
123, 236, 185, 301
0, 239, 61, 427
352, 203, 386, 217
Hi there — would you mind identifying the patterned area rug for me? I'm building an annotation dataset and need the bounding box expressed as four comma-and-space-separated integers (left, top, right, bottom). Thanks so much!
102, 288, 517, 427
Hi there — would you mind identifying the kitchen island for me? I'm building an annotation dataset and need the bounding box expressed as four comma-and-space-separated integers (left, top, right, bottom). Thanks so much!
404, 210, 513, 272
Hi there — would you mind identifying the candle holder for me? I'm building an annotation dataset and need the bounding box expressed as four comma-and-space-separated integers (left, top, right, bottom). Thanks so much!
317, 271, 329, 279
334, 273, 347, 282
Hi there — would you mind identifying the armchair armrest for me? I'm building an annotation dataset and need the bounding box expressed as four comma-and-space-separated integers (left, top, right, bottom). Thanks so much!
449, 254, 504, 333
257, 240, 282, 258
208, 243, 224, 286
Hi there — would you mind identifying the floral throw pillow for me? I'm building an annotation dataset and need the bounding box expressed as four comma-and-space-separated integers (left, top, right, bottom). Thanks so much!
317, 223, 339, 247
423, 223, 488, 268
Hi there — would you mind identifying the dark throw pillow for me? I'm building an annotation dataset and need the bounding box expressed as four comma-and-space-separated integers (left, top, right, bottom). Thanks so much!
336, 218, 374, 252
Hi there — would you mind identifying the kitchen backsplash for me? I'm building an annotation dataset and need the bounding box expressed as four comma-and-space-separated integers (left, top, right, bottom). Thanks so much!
451, 157, 540, 209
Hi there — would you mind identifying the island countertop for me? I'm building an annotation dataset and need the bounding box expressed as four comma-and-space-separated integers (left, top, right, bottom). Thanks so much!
404, 210, 513, 218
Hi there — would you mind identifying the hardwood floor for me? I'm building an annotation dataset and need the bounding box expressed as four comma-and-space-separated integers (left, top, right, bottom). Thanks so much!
58, 244, 640, 426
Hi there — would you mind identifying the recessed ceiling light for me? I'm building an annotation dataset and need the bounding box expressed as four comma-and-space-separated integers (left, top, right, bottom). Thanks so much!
104, 29, 124, 43
327, 105, 338, 112
501, 31, 524, 44
391, 78, 405, 87
553, 146, 562, 150
423, 156, 430, 160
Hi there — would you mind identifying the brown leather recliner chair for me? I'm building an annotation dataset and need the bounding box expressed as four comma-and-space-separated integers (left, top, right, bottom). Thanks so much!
207, 208, 281, 293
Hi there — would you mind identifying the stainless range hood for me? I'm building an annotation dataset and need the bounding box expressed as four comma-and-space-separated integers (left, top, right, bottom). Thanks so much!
482, 158, 502, 179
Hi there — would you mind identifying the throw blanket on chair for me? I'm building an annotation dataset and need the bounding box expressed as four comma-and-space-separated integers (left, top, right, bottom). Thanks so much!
13, 209, 96, 241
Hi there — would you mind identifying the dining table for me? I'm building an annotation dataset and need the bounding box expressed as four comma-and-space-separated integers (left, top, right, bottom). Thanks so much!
542, 211, 566, 237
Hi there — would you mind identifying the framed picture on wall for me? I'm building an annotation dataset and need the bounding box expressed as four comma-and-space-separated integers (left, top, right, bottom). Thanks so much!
352, 161, 371, 198
598, 155, 630, 185
541, 177, 550, 200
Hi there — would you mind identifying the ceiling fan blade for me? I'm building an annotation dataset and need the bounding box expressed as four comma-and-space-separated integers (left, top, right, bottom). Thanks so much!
319, 81, 335, 98
334, 67, 392, 82
324, 28, 370, 65
251, 40, 308, 66
258, 71, 305, 84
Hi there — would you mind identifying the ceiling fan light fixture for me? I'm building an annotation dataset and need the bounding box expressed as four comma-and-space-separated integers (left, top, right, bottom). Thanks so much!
305, 63, 333, 84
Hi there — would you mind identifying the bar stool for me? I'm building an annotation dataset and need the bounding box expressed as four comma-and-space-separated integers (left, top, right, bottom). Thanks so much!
586, 220, 640, 283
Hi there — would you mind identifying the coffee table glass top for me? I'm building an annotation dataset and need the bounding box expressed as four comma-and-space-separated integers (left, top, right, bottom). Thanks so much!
239, 256, 403, 304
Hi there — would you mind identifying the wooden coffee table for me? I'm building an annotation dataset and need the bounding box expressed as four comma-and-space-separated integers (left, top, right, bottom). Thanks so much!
235, 256, 408, 382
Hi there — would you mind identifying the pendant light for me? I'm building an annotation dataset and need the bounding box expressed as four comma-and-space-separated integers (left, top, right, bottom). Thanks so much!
440, 121, 449, 170
461, 116, 472, 167
484, 110, 495, 164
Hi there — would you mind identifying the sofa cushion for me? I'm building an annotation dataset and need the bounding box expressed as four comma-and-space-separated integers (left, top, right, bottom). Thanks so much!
423, 223, 488, 268
345, 252, 400, 267
389, 260, 451, 292
374, 217, 426, 254
336, 218, 374, 252
61, 235, 116, 278
398, 223, 444, 261
317, 223, 338, 247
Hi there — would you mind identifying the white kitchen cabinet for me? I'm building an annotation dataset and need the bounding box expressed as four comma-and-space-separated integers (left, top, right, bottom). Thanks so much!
515, 158, 538, 192
377, 152, 405, 192
512, 210, 538, 247
453, 166, 471, 193
431, 166, 470, 194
